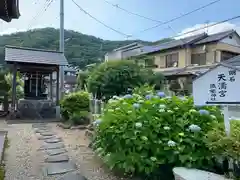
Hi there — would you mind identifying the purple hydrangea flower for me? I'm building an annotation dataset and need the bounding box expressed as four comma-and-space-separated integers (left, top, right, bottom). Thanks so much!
199, 109, 209, 115
124, 94, 132, 99
145, 94, 153, 100
157, 91, 165, 98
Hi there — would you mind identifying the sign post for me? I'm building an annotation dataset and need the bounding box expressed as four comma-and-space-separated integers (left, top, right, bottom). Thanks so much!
223, 106, 230, 136
193, 63, 240, 136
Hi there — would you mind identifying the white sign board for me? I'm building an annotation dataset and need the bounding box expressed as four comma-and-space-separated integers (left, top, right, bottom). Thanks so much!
193, 63, 240, 136
193, 64, 240, 106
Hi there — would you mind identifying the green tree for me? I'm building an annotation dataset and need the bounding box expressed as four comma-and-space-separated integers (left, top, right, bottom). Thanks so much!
87, 60, 157, 99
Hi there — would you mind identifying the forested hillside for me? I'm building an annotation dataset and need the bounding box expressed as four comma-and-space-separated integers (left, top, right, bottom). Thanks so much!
0, 28, 172, 69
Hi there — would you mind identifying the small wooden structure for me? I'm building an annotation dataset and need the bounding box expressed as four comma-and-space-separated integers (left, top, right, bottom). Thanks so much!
0, 0, 20, 22
5, 46, 68, 120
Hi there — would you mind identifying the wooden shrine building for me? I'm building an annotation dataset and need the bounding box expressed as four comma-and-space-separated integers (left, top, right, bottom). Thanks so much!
5, 46, 68, 120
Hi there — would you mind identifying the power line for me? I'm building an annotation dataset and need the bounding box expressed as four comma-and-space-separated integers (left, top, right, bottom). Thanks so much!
27, 0, 54, 30
71, 0, 129, 37
130, 0, 222, 37
159, 15, 240, 41
103, 0, 162, 23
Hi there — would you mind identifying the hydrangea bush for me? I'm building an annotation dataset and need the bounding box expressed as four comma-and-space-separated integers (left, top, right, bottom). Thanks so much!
92, 88, 223, 177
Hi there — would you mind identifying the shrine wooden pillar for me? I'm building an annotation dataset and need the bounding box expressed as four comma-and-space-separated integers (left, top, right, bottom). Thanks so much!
49, 73, 53, 100
11, 63, 17, 111
56, 68, 60, 106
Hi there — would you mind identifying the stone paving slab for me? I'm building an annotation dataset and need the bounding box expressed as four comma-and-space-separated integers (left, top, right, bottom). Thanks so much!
45, 138, 62, 143
39, 143, 65, 150
35, 129, 52, 134
43, 162, 76, 176
45, 149, 67, 156
45, 154, 69, 163
32, 124, 48, 128
38, 135, 56, 140
40, 132, 55, 136
58, 172, 88, 180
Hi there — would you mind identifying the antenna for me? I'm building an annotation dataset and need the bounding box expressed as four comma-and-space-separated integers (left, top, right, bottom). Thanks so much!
205, 20, 210, 34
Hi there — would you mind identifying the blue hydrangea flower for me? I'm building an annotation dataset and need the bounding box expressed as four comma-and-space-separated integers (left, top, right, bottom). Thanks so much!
189, 124, 201, 132
93, 119, 102, 126
199, 109, 209, 115
167, 140, 176, 147
133, 103, 140, 109
124, 94, 132, 99
145, 94, 153, 100
157, 91, 165, 98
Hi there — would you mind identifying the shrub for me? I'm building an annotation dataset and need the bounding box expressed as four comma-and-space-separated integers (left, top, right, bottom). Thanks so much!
207, 120, 240, 160
92, 88, 223, 178
60, 91, 90, 120
87, 60, 159, 100
206, 120, 240, 178
70, 111, 90, 125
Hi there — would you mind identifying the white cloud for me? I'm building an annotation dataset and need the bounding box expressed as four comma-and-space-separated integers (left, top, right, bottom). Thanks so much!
176, 22, 240, 39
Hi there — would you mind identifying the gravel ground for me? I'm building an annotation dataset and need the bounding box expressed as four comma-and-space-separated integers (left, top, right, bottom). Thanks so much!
52, 124, 130, 180
3, 122, 131, 180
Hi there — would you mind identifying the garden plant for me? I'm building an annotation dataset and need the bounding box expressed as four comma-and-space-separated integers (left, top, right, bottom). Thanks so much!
92, 86, 224, 179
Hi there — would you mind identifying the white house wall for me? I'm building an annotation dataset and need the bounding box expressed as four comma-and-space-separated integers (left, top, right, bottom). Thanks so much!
220, 33, 240, 47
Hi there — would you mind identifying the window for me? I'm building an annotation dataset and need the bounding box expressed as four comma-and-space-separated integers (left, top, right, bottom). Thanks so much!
166, 53, 179, 68
221, 51, 239, 61
191, 53, 206, 65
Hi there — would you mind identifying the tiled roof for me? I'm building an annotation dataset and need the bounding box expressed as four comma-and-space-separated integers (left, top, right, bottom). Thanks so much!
141, 33, 207, 54
194, 30, 235, 45
223, 54, 240, 66
141, 30, 236, 55
5, 46, 68, 66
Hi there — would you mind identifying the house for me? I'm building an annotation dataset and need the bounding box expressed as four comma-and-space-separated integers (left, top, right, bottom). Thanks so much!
138, 30, 240, 94
141, 30, 240, 74
0, 0, 20, 22
104, 42, 144, 61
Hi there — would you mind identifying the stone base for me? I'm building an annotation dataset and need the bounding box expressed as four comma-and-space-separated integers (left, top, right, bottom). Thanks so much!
17, 99, 56, 120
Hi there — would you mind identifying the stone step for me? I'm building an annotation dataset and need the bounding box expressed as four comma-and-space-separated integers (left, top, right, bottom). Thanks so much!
45, 138, 62, 144
43, 162, 76, 176
40, 132, 55, 136
39, 143, 65, 150
45, 154, 69, 163
58, 172, 88, 180
45, 149, 67, 156
38, 135, 56, 140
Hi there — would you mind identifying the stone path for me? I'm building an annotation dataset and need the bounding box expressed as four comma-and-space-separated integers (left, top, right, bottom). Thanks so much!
4, 122, 128, 180
33, 123, 87, 179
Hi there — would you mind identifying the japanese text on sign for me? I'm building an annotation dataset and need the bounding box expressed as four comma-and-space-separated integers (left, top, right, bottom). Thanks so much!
208, 69, 237, 101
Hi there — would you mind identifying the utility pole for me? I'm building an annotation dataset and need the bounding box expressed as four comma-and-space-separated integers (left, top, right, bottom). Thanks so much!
60, 0, 64, 99
56, 0, 64, 118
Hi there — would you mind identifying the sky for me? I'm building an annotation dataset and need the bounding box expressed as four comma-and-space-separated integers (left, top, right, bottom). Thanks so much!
0, 0, 240, 41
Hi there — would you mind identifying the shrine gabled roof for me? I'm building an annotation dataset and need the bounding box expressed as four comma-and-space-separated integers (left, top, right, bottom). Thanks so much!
5, 46, 68, 66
